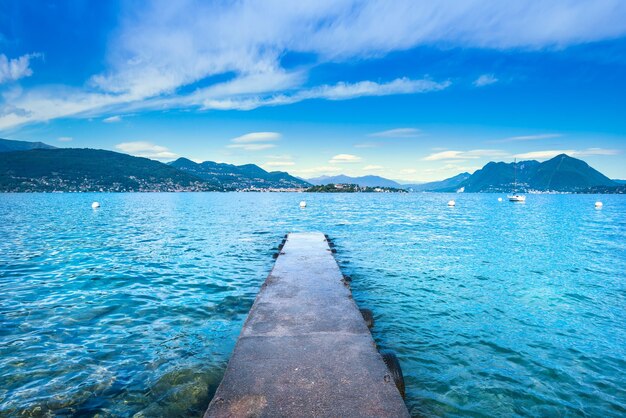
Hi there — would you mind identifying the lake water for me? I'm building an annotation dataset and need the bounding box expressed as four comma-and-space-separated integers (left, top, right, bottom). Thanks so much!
1, 193, 625, 417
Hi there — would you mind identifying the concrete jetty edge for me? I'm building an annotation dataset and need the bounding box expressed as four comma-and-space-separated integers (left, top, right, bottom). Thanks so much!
205, 232, 409, 417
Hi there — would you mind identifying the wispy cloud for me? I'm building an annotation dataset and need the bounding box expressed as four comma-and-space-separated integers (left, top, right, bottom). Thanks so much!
194, 78, 450, 111
228, 143, 276, 151
369, 128, 422, 138
0, 53, 41, 84
354, 142, 381, 149
0, 76, 449, 130
423, 149, 508, 161
363, 165, 384, 170
228, 131, 280, 151
103, 115, 122, 123
264, 161, 295, 167
2, 1, 626, 129
421, 163, 482, 175
303, 79, 447, 101
329, 154, 362, 163
103, 0, 626, 102
575, 148, 620, 156
57, 136, 73, 142
115, 141, 178, 160
515, 148, 620, 159
231, 132, 281, 143
473, 74, 498, 87
423, 147, 620, 162
291, 165, 342, 176
356, 127, 423, 148
423, 151, 466, 161
0, 87, 124, 130
493, 133, 562, 143
267, 154, 292, 159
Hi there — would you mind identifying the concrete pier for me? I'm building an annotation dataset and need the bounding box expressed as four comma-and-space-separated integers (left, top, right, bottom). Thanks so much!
205, 232, 409, 418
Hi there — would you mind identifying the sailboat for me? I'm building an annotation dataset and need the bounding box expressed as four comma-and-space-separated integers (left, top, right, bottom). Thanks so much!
508, 158, 526, 202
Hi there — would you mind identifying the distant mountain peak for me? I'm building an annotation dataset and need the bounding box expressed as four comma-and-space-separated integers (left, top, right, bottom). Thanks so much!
404, 172, 471, 192
170, 158, 309, 189
307, 174, 403, 189
457, 154, 615, 192
0, 138, 56, 153
171, 157, 199, 168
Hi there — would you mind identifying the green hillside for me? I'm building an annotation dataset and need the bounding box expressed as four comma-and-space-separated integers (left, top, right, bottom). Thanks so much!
169, 158, 310, 189
0, 148, 218, 192
0, 138, 56, 152
458, 155, 615, 193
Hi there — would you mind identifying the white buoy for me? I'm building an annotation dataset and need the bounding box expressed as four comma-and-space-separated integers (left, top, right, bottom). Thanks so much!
595, 201, 603, 208
498, 197, 503, 202
91, 201, 100, 209
447, 200, 456, 207
299, 201, 307, 208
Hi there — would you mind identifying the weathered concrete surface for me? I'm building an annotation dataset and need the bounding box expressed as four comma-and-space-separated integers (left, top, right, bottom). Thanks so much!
205, 232, 409, 418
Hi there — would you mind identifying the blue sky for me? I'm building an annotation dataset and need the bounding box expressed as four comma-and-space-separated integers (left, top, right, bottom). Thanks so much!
1, 1, 625, 181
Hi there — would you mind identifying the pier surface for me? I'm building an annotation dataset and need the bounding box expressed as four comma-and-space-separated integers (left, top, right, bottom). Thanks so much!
205, 232, 409, 418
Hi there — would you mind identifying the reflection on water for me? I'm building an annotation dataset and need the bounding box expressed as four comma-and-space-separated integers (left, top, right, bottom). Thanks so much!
0, 192, 625, 417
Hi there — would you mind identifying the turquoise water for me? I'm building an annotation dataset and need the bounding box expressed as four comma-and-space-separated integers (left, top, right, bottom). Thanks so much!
1, 193, 625, 417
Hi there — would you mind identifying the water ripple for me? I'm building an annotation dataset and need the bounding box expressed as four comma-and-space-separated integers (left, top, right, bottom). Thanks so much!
0, 192, 625, 417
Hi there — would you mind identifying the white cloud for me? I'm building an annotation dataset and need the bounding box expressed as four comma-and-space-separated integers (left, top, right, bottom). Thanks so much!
57, 136, 73, 142
2, 1, 626, 129
290, 165, 342, 175
421, 163, 482, 174
115, 141, 178, 160
474, 74, 498, 87
494, 133, 562, 143
369, 128, 422, 138
295, 1, 626, 55
422, 147, 619, 163
354, 142, 380, 148
329, 154, 362, 163
424, 151, 465, 161
228, 131, 280, 151
103, 0, 626, 100
231, 132, 281, 143
301, 78, 448, 101
423, 149, 509, 161
103, 115, 122, 123
0, 76, 448, 130
264, 161, 295, 167
515, 150, 573, 160
0, 86, 126, 130
227, 143, 276, 151
515, 148, 620, 159
0, 53, 40, 84
193, 77, 450, 111
267, 154, 292, 159
363, 165, 384, 170
577, 148, 620, 156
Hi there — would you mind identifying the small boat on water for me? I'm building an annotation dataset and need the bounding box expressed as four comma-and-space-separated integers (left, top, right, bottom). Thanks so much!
507, 158, 526, 202
508, 194, 526, 202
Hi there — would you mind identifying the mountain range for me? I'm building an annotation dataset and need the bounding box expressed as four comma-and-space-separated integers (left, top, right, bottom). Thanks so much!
307, 174, 403, 189
450, 154, 617, 193
306, 155, 623, 193
401, 172, 472, 192
0, 138, 623, 193
0, 139, 309, 192
0, 148, 215, 192
170, 157, 309, 189
305, 173, 472, 191
0, 138, 56, 153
